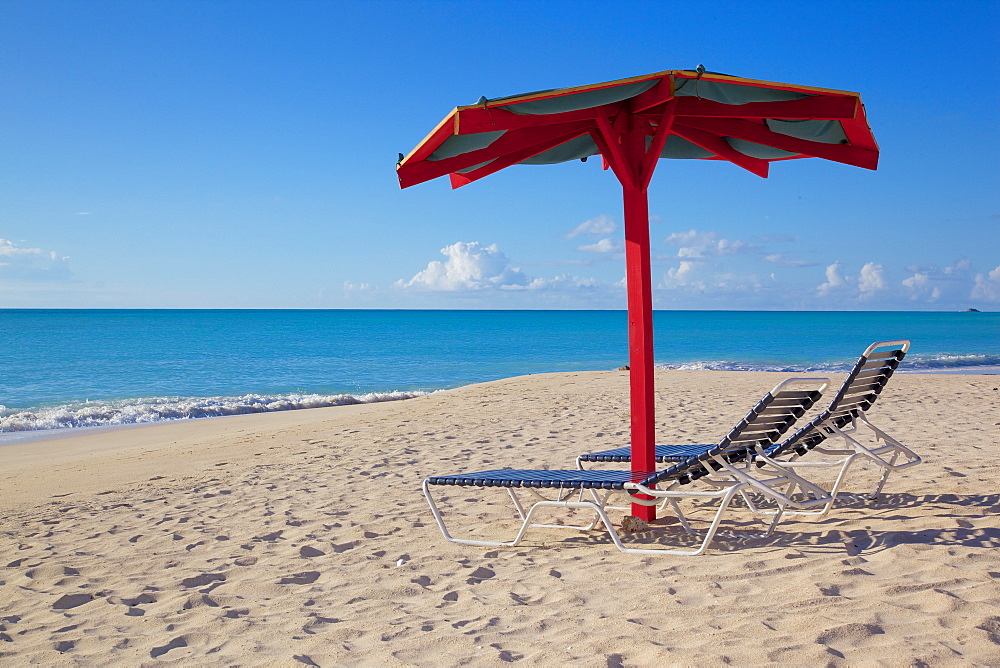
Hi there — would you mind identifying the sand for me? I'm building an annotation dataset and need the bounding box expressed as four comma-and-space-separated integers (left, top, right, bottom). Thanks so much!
1, 370, 998, 666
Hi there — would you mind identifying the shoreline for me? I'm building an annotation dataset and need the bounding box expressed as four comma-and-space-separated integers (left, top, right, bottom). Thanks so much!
3, 365, 998, 448
1, 368, 998, 663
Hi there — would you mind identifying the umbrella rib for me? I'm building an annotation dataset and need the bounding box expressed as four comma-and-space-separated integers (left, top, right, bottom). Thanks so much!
671, 124, 770, 178
639, 100, 678, 189
673, 95, 859, 120
594, 106, 636, 189
628, 77, 676, 114
398, 110, 460, 169
678, 117, 878, 170
398, 122, 593, 188
449, 127, 594, 188
454, 106, 597, 135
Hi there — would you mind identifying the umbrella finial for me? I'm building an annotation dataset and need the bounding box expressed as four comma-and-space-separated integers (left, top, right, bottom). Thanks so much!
397, 152, 404, 166
477, 96, 495, 125
696, 64, 706, 75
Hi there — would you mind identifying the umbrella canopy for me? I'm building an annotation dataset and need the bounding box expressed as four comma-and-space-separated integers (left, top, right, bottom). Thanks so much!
397, 67, 878, 519
397, 67, 877, 188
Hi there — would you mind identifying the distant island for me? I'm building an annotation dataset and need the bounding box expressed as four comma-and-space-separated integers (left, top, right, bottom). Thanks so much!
965, 308, 981, 312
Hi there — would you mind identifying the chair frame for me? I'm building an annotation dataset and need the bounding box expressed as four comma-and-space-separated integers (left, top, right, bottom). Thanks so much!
757, 340, 922, 517
575, 341, 922, 520
423, 378, 831, 556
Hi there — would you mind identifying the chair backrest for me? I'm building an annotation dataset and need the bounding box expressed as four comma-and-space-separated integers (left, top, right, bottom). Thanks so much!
767, 340, 909, 459
643, 377, 828, 487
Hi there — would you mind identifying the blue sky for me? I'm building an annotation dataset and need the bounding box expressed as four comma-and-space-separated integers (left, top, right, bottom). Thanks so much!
1, 0, 997, 310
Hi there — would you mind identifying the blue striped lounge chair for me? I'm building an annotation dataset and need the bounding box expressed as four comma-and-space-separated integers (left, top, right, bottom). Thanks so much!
749, 340, 921, 516
577, 341, 921, 519
423, 378, 831, 556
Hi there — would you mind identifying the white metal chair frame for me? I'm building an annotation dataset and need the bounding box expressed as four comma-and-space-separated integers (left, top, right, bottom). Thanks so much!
422, 447, 840, 556
753, 410, 922, 518
578, 341, 922, 521
753, 340, 922, 517
423, 379, 834, 556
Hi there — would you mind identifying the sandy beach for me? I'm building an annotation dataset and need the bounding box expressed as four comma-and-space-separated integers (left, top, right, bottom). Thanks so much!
2, 369, 998, 665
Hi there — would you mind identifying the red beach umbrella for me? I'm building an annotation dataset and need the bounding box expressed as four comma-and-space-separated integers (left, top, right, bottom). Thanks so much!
396, 67, 879, 520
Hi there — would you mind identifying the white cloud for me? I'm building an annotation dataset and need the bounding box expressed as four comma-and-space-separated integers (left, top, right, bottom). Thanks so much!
945, 259, 972, 275
664, 229, 753, 259
395, 241, 530, 291
901, 259, 975, 303
660, 261, 705, 289
901, 272, 928, 290
901, 272, 941, 301
857, 262, 887, 297
524, 274, 599, 290
817, 261, 849, 296
764, 253, 816, 268
677, 246, 704, 259
716, 238, 752, 255
0, 238, 72, 281
343, 281, 371, 292
664, 229, 702, 245
971, 266, 1000, 302
566, 215, 616, 238
576, 238, 620, 254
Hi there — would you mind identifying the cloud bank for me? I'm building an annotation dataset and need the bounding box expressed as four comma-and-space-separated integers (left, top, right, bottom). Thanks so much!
395, 241, 530, 291
0, 238, 72, 281
565, 215, 616, 238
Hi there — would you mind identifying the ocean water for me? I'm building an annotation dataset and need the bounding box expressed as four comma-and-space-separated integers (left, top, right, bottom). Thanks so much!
1, 309, 997, 440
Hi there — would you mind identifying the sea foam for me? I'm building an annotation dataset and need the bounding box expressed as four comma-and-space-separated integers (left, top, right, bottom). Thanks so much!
0, 391, 427, 433
655, 353, 1000, 374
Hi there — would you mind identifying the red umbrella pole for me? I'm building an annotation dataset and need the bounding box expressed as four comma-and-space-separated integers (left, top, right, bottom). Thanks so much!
623, 183, 657, 521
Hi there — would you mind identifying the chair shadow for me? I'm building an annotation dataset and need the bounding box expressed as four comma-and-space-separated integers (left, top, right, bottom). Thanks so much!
550, 492, 1000, 555
765, 491, 1000, 555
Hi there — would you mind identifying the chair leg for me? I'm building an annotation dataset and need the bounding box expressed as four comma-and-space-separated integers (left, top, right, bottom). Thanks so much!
423, 480, 525, 547
424, 481, 624, 548
611, 484, 774, 556
666, 487, 784, 541
424, 480, 776, 556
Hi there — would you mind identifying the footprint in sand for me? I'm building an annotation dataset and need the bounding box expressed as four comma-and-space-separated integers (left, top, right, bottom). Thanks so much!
977, 617, 1000, 644
180, 573, 226, 588
299, 545, 325, 558
467, 566, 495, 584
279, 571, 320, 585
121, 593, 156, 606
150, 636, 187, 659
51, 593, 94, 610
816, 622, 885, 654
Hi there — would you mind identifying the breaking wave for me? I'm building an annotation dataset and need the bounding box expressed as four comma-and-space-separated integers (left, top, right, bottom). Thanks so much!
900, 353, 1000, 371
0, 390, 428, 433
656, 353, 1000, 374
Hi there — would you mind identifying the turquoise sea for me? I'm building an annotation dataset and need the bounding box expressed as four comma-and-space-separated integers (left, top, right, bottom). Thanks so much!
1, 309, 997, 441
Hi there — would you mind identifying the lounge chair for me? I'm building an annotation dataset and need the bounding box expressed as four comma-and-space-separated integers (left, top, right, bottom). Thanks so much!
577, 341, 921, 518
423, 378, 831, 556
749, 340, 921, 516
